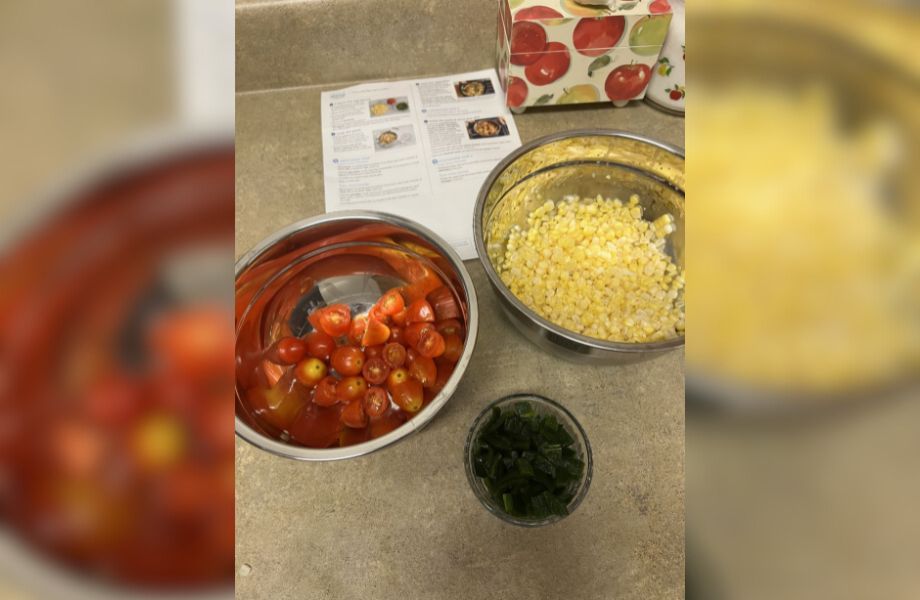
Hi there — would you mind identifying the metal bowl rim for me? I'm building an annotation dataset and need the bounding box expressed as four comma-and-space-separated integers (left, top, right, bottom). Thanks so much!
473, 129, 685, 354
235, 210, 479, 461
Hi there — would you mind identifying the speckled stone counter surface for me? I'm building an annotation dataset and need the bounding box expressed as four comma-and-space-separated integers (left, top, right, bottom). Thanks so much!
235, 2, 685, 599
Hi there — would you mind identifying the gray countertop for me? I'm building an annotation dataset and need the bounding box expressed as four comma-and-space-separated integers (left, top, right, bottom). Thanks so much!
235, 2, 685, 597
235, 84, 685, 600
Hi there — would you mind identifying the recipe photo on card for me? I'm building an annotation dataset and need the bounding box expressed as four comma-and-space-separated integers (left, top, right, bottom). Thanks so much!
320, 69, 522, 260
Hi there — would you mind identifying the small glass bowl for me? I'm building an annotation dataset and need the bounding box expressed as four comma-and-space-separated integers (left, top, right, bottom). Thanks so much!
464, 393, 593, 527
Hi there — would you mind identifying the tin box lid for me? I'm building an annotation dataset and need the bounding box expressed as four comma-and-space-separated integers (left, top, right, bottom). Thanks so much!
507, 0, 673, 22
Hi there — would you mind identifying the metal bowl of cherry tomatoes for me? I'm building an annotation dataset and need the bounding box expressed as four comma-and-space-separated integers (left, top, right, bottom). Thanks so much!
235, 211, 479, 461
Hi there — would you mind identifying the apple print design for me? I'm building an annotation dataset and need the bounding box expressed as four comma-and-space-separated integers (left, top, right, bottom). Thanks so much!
650, 0, 671, 14
573, 16, 626, 57
514, 6, 565, 24
657, 57, 672, 76
524, 41, 570, 86
506, 76, 529, 108
605, 63, 651, 101
666, 84, 684, 101
510, 21, 547, 66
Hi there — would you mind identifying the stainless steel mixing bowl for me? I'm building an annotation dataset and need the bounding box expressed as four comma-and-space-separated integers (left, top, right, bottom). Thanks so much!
235, 211, 478, 460
474, 130, 685, 365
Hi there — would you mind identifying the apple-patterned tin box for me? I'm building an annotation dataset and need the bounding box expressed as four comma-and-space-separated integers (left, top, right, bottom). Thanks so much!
496, 0, 673, 111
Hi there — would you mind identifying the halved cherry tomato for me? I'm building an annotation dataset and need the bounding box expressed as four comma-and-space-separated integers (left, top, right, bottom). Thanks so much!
435, 319, 464, 338
305, 330, 336, 360
406, 299, 435, 324
340, 399, 367, 428
391, 379, 424, 413
382, 342, 407, 368
389, 326, 404, 344
376, 289, 406, 316
369, 304, 389, 324
362, 357, 390, 385
408, 355, 437, 388
405, 322, 435, 348
391, 307, 409, 327
349, 315, 368, 346
272, 336, 306, 365
307, 308, 325, 334
417, 328, 446, 358
442, 333, 463, 363
387, 367, 409, 392
364, 386, 390, 418
318, 304, 352, 337
294, 357, 327, 387
336, 376, 368, 402
331, 346, 365, 376
364, 344, 384, 359
427, 286, 461, 321
313, 376, 340, 406
362, 313, 391, 347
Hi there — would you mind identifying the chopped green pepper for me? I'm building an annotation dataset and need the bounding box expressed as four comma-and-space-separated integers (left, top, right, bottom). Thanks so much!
472, 401, 584, 520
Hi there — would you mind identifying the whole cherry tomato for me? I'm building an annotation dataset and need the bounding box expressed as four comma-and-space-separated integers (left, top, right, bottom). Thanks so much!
435, 319, 464, 339
336, 376, 368, 402
386, 367, 409, 392
340, 399, 367, 428
427, 286, 460, 321
272, 336, 306, 365
391, 379, 423, 413
417, 328, 446, 358
313, 376, 340, 407
364, 386, 389, 418
362, 357, 390, 385
405, 322, 435, 348
362, 313, 391, 347
406, 299, 435, 324
391, 308, 409, 327
364, 344, 384, 359
349, 314, 368, 346
331, 346, 365, 376
442, 333, 463, 363
317, 304, 352, 337
408, 355, 437, 388
389, 326, 405, 344
294, 357, 327, 387
406, 346, 418, 365
382, 342, 407, 368
376, 289, 406, 316
305, 330, 335, 360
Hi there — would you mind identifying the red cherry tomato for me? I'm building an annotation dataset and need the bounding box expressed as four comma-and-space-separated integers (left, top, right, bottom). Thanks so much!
389, 326, 405, 344
442, 333, 463, 363
383, 342, 407, 368
408, 355, 437, 388
307, 308, 325, 333
376, 289, 406, 316
340, 399, 368, 428
391, 307, 409, 326
272, 336, 306, 365
369, 304, 389, 324
364, 386, 390, 418
417, 329, 446, 358
331, 346, 365, 376
405, 322, 435, 348
391, 379, 424, 413
317, 304, 352, 337
406, 346, 418, 365
362, 313, 391, 347
427, 286, 460, 321
362, 357, 390, 385
387, 367, 409, 392
406, 299, 435, 324
313, 376, 340, 407
349, 314, 368, 346
294, 357, 328, 387
364, 344, 384, 359
305, 330, 335, 360
336, 376, 368, 402
436, 319, 464, 338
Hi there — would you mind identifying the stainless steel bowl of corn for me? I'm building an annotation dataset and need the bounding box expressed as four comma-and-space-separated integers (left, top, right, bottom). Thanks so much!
473, 130, 685, 364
